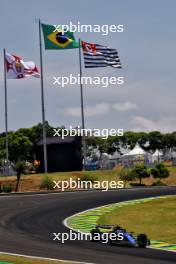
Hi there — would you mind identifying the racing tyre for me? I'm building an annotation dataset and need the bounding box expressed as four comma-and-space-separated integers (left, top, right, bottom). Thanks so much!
137, 234, 148, 248
148, 239, 151, 246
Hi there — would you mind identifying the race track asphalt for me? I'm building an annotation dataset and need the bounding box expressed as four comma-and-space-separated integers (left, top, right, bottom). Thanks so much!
0, 187, 176, 264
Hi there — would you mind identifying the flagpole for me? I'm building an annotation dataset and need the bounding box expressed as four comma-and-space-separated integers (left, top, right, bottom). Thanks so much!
3, 48, 9, 175
38, 19, 48, 174
78, 39, 86, 169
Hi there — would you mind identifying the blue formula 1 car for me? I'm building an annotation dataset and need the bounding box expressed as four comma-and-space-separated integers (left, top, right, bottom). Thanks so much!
90, 224, 150, 248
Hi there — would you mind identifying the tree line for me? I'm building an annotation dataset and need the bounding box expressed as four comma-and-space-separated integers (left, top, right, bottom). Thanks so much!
0, 122, 175, 163
119, 163, 170, 187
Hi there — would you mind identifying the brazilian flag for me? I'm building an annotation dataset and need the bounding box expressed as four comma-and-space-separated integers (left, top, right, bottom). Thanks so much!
42, 23, 80, 49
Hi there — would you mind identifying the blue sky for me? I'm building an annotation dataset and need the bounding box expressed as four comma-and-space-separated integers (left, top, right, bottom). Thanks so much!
0, 0, 176, 132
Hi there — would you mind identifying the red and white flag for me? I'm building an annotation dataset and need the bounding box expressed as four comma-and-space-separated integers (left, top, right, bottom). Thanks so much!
5, 52, 40, 79
82, 41, 122, 69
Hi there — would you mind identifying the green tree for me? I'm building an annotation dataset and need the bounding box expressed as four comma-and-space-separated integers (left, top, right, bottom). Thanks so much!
162, 132, 176, 150
121, 131, 139, 148
86, 136, 108, 153
148, 131, 163, 151
131, 164, 150, 184
9, 134, 33, 162
151, 163, 169, 180
14, 161, 27, 192
119, 168, 135, 187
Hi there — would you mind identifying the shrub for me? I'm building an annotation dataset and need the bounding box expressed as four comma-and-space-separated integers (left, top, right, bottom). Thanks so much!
119, 168, 135, 187
131, 164, 150, 184
151, 163, 169, 179
130, 183, 146, 187
152, 180, 167, 186
80, 173, 98, 183
2, 184, 13, 193
15, 161, 27, 174
40, 175, 54, 190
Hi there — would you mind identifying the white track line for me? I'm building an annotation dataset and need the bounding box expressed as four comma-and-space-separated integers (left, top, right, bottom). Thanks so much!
1, 186, 174, 199
148, 246, 176, 253
0, 251, 94, 264
63, 195, 176, 254
63, 195, 167, 232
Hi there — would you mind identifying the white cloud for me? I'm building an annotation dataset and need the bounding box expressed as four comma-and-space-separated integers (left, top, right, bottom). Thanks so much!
64, 103, 110, 117
65, 101, 137, 118
113, 101, 138, 112
130, 116, 176, 132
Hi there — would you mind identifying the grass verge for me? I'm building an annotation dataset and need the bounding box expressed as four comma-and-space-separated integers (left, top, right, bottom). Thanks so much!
98, 196, 176, 243
0, 253, 77, 264
0, 167, 176, 193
